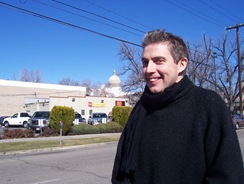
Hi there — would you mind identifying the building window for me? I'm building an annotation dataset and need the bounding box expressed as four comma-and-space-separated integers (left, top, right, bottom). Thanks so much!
89, 110, 93, 115
72, 98, 75, 102
101, 100, 104, 103
81, 110, 85, 116
115, 101, 125, 106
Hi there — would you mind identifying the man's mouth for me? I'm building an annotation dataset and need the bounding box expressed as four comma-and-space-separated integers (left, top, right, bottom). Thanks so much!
149, 77, 160, 82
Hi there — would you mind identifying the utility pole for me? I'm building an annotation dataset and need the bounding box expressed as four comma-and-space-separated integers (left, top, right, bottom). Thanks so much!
226, 23, 244, 115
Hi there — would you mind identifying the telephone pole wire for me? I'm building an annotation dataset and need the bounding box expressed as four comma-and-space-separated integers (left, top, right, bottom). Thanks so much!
226, 23, 244, 115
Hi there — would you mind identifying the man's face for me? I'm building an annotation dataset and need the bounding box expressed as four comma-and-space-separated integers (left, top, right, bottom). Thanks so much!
141, 43, 185, 94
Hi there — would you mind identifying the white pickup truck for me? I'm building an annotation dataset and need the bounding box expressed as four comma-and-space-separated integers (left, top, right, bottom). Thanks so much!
3, 112, 31, 128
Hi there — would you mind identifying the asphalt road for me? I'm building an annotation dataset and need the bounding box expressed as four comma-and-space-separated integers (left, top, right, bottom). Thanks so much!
0, 129, 243, 184
0, 142, 118, 184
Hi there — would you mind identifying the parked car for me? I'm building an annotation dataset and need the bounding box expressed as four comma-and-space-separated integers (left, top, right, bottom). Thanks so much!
3, 112, 30, 128
0, 116, 9, 126
88, 112, 108, 125
73, 112, 86, 125
232, 114, 244, 129
28, 111, 50, 132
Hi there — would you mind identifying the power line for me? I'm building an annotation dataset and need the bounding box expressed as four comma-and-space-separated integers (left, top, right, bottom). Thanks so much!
0, 1, 212, 64
200, 0, 244, 39
175, 0, 226, 27
198, 0, 238, 23
32, 0, 141, 36
162, 0, 226, 28
162, 0, 244, 39
19, 0, 27, 4
208, 0, 243, 22
52, 0, 145, 34
1, 1, 238, 68
80, 0, 152, 30
0, 2, 142, 47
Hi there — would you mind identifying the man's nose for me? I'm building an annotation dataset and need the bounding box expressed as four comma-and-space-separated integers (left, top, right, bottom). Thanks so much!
146, 61, 156, 73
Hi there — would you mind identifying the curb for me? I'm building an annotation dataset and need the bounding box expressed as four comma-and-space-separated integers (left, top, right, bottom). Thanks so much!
0, 141, 118, 156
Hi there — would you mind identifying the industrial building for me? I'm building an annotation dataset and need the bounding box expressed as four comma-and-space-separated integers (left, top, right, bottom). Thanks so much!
0, 71, 129, 120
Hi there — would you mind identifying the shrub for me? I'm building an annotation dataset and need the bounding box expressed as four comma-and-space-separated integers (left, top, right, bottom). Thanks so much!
50, 106, 75, 135
96, 122, 123, 133
69, 123, 100, 135
105, 122, 123, 133
96, 123, 107, 133
2, 129, 35, 139
112, 106, 132, 128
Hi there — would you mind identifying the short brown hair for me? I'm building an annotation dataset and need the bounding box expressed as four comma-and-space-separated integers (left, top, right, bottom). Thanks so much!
142, 29, 189, 64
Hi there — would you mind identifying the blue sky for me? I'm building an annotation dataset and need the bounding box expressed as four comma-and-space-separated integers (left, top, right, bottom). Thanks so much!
0, 0, 243, 85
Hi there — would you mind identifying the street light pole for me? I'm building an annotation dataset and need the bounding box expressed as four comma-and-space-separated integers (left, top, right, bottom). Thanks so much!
226, 23, 244, 115
212, 52, 217, 91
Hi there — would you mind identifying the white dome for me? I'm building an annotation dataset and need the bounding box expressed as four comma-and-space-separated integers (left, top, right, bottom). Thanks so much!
109, 70, 121, 85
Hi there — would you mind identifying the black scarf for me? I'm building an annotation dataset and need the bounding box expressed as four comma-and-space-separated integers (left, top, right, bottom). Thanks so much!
112, 76, 193, 182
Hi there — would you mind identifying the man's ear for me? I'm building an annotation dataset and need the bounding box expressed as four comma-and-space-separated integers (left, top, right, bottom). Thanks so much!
178, 57, 188, 74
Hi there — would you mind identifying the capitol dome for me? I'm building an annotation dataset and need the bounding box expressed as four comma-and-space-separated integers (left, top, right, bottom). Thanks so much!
108, 70, 121, 87
105, 70, 122, 97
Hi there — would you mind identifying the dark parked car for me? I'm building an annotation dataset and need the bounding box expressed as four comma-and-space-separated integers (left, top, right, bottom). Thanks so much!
28, 111, 50, 132
0, 116, 9, 126
232, 114, 244, 130
73, 112, 86, 125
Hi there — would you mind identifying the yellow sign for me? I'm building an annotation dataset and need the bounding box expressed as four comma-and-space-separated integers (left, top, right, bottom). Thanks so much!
88, 102, 106, 107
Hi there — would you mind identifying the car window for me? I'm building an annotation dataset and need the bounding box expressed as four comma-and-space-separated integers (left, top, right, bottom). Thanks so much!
12, 113, 18, 118
93, 114, 99, 118
101, 114, 107, 118
75, 114, 81, 119
33, 112, 50, 118
20, 113, 30, 117
93, 113, 107, 118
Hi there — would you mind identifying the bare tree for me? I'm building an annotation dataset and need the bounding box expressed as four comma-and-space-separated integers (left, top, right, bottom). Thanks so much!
80, 79, 104, 96
81, 79, 93, 95
117, 42, 145, 94
59, 77, 80, 86
211, 34, 241, 111
187, 35, 214, 89
19, 68, 42, 82
188, 33, 243, 111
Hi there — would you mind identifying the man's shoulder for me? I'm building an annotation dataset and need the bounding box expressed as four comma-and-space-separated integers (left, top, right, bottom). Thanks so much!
190, 86, 225, 107
192, 85, 220, 98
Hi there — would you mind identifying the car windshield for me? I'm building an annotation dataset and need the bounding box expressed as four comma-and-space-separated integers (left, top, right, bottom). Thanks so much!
93, 113, 107, 118
32, 112, 49, 118
20, 113, 30, 117
75, 114, 81, 118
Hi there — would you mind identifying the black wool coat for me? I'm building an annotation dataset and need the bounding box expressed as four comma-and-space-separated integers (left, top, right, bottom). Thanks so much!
112, 76, 244, 184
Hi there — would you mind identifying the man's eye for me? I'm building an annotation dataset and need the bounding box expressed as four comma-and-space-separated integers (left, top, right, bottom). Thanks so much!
155, 59, 164, 64
142, 60, 148, 66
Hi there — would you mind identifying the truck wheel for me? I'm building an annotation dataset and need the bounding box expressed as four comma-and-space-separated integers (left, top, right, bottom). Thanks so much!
23, 121, 28, 128
4, 121, 9, 128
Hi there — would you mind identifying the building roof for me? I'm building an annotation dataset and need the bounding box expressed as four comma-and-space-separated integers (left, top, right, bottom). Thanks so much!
0, 79, 86, 91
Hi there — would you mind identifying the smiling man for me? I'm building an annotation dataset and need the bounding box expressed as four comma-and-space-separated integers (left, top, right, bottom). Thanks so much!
111, 29, 244, 184
141, 42, 187, 94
